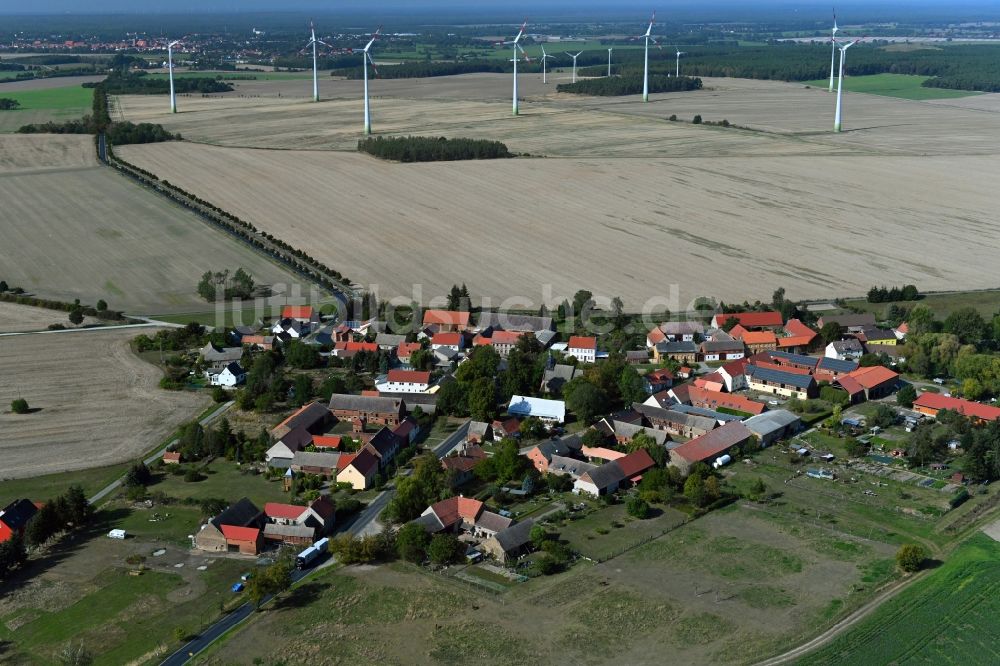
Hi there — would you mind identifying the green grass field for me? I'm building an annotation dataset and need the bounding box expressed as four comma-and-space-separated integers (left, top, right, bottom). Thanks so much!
0, 462, 131, 506
800, 533, 1000, 664
0, 84, 92, 132
803, 73, 980, 100
844, 289, 1000, 319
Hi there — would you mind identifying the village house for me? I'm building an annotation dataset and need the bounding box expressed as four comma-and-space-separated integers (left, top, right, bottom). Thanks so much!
336, 449, 380, 490
430, 331, 464, 353
162, 451, 182, 464
710, 311, 783, 330
826, 338, 865, 361
362, 427, 403, 470
271, 318, 304, 339
662, 321, 705, 342
632, 402, 718, 438
481, 518, 536, 564
423, 309, 471, 332
261, 497, 335, 546
653, 340, 698, 364
858, 327, 898, 346
574, 449, 655, 497
472, 330, 526, 358
777, 319, 819, 352
270, 401, 332, 441
541, 363, 579, 395
816, 313, 876, 333
290, 451, 342, 478
376, 369, 432, 394
699, 339, 745, 362
737, 330, 778, 354
374, 332, 408, 351
395, 341, 423, 365
476, 311, 554, 336
441, 444, 488, 486
742, 410, 802, 446
200, 342, 243, 364
643, 368, 675, 394
0, 499, 39, 543
525, 436, 584, 474
240, 334, 275, 351
466, 421, 493, 445
491, 416, 522, 441
194, 497, 264, 554
507, 395, 566, 424
266, 426, 315, 463
565, 336, 597, 364
412, 496, 512, 539
281, 305, 320, 329
684, 386, 766, 416
745, 364, 817, 400
332, 340, 379, 358
669, 421, 753, 474
328, 394, 406, 429
717, 358, 750, 392
834, 366, 900, 402
207, 361, 245, 387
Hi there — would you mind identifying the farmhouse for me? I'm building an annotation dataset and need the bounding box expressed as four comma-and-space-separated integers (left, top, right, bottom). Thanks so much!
743, 410, 802, 446
261, 497, 335, 545
412, 496, 512, 539
644, 368, 675, 393
162, 451, 181, 464
816, 313, 876, 332
332, 340, 379, 357
265, 426, 314, 463
669, 421, 753, 474
574, 449, 655, 497
481, 518, 536, 564
565, 336, 597, 364
423, 309, 471, 332
195, 497, 264, 554
473, 330, 527, 357
0, 499, 39, 543
858, 327, 897, 346
281, 305, 320, 328
653, 340, 698, 364
745, 364, 817, 400
200, 342, 243, 364
913, 393, 1000, 423
826, 338, 865, 361
270, 400, 332, 440
711, 311, 783, 330
632, 402, 717, 438
507, 395, 566, 424
328, 394, 405, 428
271, 318, 304, 339
290, 451, 342, 478
441, 444, 488, 486
362, 427, 403, 470
525, 436, 584, 474
778, 319, 819, 352
396, 341, 423, 365
684, 386, 766, 416
430, 331, 464, 352
661, 321, 704, 342
836, 365, 900, 401
240, 334, 274, 351
376, 369, 431, 394
737, 330, 778, 354
476, 311, 554, 335
699, 339, 745, 362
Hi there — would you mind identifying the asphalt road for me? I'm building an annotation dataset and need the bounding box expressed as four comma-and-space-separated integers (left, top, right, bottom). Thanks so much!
160, 419, 471, 665
88, 401, 235, 505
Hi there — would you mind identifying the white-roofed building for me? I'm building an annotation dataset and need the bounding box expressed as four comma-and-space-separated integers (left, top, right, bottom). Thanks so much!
507, 395, 566, 424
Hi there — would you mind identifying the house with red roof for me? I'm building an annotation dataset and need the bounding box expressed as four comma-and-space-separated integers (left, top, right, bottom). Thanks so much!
281, 305, 319, 327
475, 329, 525, 357
669, 421, 752, 474
686, 386, 766, 416
913, 393, 1000, 423
778, 319, 818, 352
423, 309, 471, 332
396, 341, 423, 365
839, 366, 899, 401
311, 435, 342, 450
441, 444, 488, 486
431, 331, 464, 352
711, 311, 783, 330
644, 368, 674, 394
566, 336, 597, 364
162, 451, 182, 464
693, 373, 727, 393
376, 369, 431, 394
573, 449, 655, 496
220, 525, 263, 554
0, 499, 39, 544
412, 496, 512, 539
332, 340, 379, 358
336, 448, 380, 489
717, 358, 750, 392
737, 330, 778, 354
195, 497, 265, 554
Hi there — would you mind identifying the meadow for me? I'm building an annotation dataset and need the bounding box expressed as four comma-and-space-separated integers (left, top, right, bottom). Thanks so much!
0, 83, 92, 132
803, 73, 980, 100
798, 532, 1000, 665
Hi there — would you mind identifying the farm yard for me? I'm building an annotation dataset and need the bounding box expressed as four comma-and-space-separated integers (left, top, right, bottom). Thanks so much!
0, 134, 306, 314
118, 140, 1000, 309
0, 328, 208, 479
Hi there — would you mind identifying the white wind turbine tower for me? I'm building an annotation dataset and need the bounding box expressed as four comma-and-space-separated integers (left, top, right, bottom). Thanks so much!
565, 51, 583, 84
828, 10, 839, 92
834, 38, 858, 132
305, 22, 331, 102
607, 47, 613, 77
674, 47, 686, 77
503, 20, 529, 115
636, 11, 659, 102
539, 44, 554, 84
361, 26, 381, 135
167, 39, 182, 113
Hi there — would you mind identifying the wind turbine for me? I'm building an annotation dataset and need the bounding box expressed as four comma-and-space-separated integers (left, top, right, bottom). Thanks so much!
503, 20, 529, 115
305, 22, 331, 102
607, 48, 613, 77
539, 44, 554, 84
167, 39, 182, 113
674, 47, 686, 78
635, 11, 660, 102
828, 10, 839, 92
361, 26, 381, 135
834, 39, 858, 132
565, 51, 583, 84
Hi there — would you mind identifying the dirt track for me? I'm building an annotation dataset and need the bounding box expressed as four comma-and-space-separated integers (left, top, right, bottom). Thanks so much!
0, 329, 208, 479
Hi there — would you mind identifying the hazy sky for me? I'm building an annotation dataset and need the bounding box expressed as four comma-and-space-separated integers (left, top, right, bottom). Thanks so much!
0, 0, 986, 14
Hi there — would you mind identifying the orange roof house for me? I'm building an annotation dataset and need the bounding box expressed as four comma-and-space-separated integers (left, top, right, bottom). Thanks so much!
311, 435, 342, 450
711, 311, 783, 330
567, 335, 597, 350
281, 305, 317, 322
913, 393, 1000, 423
423, 309, 471, 331
219, 525, 263, 555
162, 451, 182, 464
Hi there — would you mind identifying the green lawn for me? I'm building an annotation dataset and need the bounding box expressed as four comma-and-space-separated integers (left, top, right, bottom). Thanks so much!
148, 458, 291, 508
799, 533, 1000, 664
555, 502, 688, 561
803, 73, 980, 100
0, 462, 132, 506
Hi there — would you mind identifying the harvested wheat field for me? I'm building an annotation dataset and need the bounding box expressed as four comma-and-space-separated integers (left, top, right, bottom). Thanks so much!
0, 136, 305, 314
0, 329, 208, 479
0, 302, 100, 333
118, 141, 1000, 309
116, 74, 1000, 157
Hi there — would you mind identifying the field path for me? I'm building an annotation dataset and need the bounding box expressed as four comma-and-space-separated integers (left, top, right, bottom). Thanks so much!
754, 571, 929, 666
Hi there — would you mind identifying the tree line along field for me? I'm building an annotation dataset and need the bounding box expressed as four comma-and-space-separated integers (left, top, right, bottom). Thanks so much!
0, 328, 209, 480
798, 533, 1000, 665
802, 73, 981, 100
117, 140, 1000, 309
0, 134, 305, 314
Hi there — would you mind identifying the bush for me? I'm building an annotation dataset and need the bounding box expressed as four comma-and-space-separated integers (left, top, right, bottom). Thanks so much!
10, 398, 29, 414
183, 468, 205, 483
211, 386, 229, 403
557, 74, 702, 96
692, 114, 703, 124
895, 543, 927, 572
358, 135, 512, 162
626, 496, 650, 519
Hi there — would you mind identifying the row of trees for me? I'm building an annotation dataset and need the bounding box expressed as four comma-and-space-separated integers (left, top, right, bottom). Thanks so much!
557, 74, 702, 96
91, 72, 234, 95
0, 281, 124, 321
358, 136, 512, 162
332, 59, 507, 80
867, 284, 920, 303
23, 485, 92, 548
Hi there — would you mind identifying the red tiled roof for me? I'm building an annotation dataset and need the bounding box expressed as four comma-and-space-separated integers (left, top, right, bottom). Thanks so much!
778, 335, 815, 348
673, 421, 752, 463
423, 310, 470, 327
472, 334, 491, 347
615, 449, 655, 478
336, 453, 356, 471
647, 327, 667, 344
720, 358, 748, 377
264, 502, 306, 521
429, 496, 484, 529
282, 305, 315, 320
490, 330, 524, 345
312, 435, 342, 449
567, 335, 597, 350
162, 451, 181, 462
847, 365, 899, 389
387, 369, 431, 384
431, 332, 462, 346
336, 341, 378, 352
740, 331, 778, 345
345, 449, 379, 475
396, 342, 422, 358
647, 368, 674, 381
689, 386, 766, 415
783, 319, 817, 339
716, 311, 783, 328
896, 322, 909, 334
914, 393, 1000, 421
755, 361, 812, 376
836, 374, 864, 396
582, 446, 626, 461
220, 525, 261, 542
